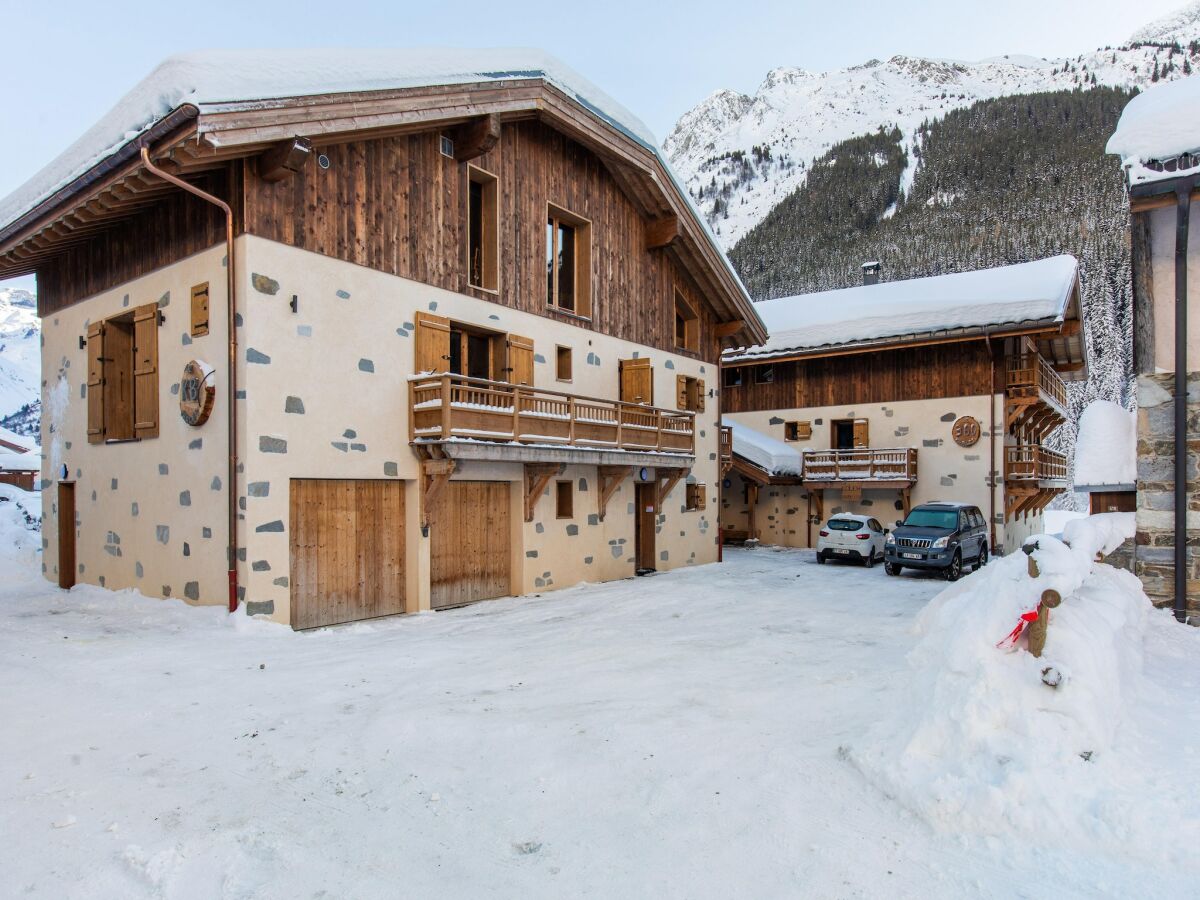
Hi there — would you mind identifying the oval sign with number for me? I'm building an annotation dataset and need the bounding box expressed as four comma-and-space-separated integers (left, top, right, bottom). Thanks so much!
952, 415, 981, 448
180, 360, 216, 427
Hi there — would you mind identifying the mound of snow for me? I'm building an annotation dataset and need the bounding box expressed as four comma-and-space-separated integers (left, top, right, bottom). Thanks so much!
0, 484, 42, 569
727, 420, 802, 475
850, 515, 1199, 865
1074, 400, 1136, 487
1108, 73, 1200, 185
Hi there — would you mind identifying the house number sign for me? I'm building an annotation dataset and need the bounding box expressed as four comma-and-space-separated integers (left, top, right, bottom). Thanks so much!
179, 360, 216, 426
952, 415, 981, 447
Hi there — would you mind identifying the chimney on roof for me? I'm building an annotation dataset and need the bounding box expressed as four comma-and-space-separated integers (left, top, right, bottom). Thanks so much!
861, 261, 881, 286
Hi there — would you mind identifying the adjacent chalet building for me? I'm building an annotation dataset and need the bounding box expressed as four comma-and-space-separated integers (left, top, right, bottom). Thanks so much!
718, 257, 1086, 556
1108, 76, 1200, 621
0, 50, 765, 628
1072, 400, 1137, 515
0, 426, 39, 491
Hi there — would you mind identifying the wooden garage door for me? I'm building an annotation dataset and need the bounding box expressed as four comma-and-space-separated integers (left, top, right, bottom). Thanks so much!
431, 481, 511, 609
289, 479, 406, 629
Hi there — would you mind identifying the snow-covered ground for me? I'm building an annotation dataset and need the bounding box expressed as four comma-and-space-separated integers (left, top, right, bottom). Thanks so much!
2, 495, 1198, 898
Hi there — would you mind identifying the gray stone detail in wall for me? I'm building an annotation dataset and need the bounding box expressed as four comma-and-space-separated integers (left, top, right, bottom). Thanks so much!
584, 556, 594, 565
587, 352, 600, 366
940, 412, 956, 422
343, 429, 357, 438
566, 524, 579, 536
535, 523, 544, 534
298, 325, 312, 337
395, 327, 409, 337
351, 443, 366, 452
587, 514, 599, 526
98, 576, 106, 587
235, 313, 243, 327
884, 408, 894, 418
122, 294, 130, 308
91, 490, 97, 502
923, 439, 942, 448
236, 390, 246, 400
211, 476, 222, 491
273, 577, 290, 588
768, 416, 784, 425
251, 273, 280, 295
578, 477, 588, 491
179, 490, 191, 507
135, 562, 143, 578
660, 551, 669, 561
611, 544, 623, 558
628, 502, 635, 514
526, 550, 538, 558
384, 462, 398, 477
260, 436, 287, 454
939, 476, 956, 487
534, 353, 546, 364
183, 543, 191, 557
964, 454, 980, 462
246, 600, 275, 616
358, 359, 375, 373
189, 438, 203, 450
256, 520, 285, 533
157, 291, 170, 308
664, 360, 674, 370
248, 482, 270, 497
182, 333, 192, 346
428, 301, 438, 310
156, 525, 169, 544
247, 348, 271, 364
534, 577, 546, 588
403, 321, 415, 331
285, 396, 305, 414
202, 527, 212, 538
80, 383, 86, 400
252, 560, 271, 572
239, 497, 247, 511
184, 582, 200, 602
111, 478, 118, 490
336, 289, 351, 299
331, 441, 348, 452
814, 418, 823, 425
162, 584, 171, 597
237, 548, 247, 562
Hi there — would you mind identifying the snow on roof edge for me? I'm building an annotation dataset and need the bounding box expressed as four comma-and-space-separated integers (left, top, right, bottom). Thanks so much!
727, 421, 802, 476
1107, 74, 1200, 188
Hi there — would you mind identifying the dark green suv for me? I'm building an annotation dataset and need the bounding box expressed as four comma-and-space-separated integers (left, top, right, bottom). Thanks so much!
883, 502, 990, 581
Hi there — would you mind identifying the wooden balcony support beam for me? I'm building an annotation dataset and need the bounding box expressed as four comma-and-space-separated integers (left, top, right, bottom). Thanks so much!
257, 136, 313, 182
454, 114, 502, 162
645, 214, 679, 250
656, 467, 688, 507
714, 320, 745, 339
524, 463, 563, 522
419, 457, 456, 529
597, 466, 632, 522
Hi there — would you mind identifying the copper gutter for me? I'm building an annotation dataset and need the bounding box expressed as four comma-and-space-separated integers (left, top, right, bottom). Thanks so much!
984, 331, 998, 553
138, 146, 239, 614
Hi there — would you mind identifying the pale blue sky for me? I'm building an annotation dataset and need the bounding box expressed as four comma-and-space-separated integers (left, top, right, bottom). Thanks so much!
0, 0, 1183, 295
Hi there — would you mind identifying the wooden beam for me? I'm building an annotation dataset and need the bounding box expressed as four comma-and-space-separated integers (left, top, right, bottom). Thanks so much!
454, 114, 502, 162
657, 467, 687, 508
714, 320, 745, 339
524, 463, 562, 523
597, 466, 632, 522
1129, 187, 1200, 213
645, 215, 679, 250
420, 458, 456, 529
257, 137, 313, 182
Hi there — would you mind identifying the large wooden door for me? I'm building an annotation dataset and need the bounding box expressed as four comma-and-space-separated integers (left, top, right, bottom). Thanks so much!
58, 482, 75, 589
620, 358, 654, 405
430, 481, 511, 609
635, 481, 656, 573
289, 479, 406, 629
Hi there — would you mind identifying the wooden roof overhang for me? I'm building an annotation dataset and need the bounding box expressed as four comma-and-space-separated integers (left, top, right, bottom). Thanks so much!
0, 79, 766, 346
722, 276, 1088, 382
730, 453, 802, 486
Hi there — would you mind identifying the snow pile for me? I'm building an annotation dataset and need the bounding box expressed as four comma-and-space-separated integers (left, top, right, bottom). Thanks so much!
1073, 400, 1137, 487
727, 256, 1077, 361
727, 420, 802, 475
851, 515, 1199, 865
0, 484, 42, 569
1107, 74, 1200, 186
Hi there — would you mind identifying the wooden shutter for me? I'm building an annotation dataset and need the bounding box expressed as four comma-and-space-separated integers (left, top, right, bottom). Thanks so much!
103, 317, 135, 442
695, 379, 706, 413
852, 418, 869, 449
190, 283, 210, 336
86, 321, 105, 444
620, 358, 653, 405
414, 312, 451, 373
505, 334, 535, 386
676, 374, 689, 410
133, 304, 160, 439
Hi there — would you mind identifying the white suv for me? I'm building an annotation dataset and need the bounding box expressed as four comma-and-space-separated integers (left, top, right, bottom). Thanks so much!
816, 514, 887, 568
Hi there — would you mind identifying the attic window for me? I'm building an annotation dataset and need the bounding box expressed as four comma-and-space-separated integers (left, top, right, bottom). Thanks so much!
722, 366, 744, 388
754, 365, 774, 384
440, 134, 455, 158
467, 166, 498, 291
674, 288, 699, 353
546, 204, 592, 318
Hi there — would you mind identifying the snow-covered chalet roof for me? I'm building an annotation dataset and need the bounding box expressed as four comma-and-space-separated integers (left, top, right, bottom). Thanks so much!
1072, 400, 1136, 490
0, 426, 37, 455
727, 421, 802, 476
1107, 74, 1200, 188
725, 255, 1079, 364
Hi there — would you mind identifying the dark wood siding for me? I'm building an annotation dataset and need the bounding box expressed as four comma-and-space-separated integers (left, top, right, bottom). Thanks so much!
723, 341, 997, 413
242, 121, 721, 361
37, 169, 235, 317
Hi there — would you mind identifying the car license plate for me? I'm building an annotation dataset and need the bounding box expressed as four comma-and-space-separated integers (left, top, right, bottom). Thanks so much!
835, 549, 851, 555
902, 552, 923, 560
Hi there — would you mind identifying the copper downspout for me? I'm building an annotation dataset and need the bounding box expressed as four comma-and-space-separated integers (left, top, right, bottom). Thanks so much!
139, 146, 239, 614
984, 331, 998, 553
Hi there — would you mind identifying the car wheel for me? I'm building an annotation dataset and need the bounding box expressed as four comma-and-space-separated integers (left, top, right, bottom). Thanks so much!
884, 561, 902, 576
945, 551, 962, 582
864, 549, 875, 568
816, 552, 826, 565
976, 543, 989, 570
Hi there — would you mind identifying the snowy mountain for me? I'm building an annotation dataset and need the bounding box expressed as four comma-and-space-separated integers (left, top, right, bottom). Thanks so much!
666, 23, 1200, 247
0, 287, 40, 425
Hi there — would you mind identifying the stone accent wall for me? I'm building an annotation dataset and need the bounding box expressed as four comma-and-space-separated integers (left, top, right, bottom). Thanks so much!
1134, 371, 1200, 620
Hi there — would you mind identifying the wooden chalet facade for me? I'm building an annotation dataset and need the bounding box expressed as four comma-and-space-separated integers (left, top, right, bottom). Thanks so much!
0, 50, 765, 627
717, 258, 1086, 555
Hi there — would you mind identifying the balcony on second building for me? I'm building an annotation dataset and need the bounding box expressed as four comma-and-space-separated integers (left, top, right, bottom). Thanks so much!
801, 447, 919, 487
1005, 350, 1069, 438
409, 373, 696, 466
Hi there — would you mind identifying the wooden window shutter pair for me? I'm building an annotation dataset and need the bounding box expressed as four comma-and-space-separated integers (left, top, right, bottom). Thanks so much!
674, 374, 706, 412
84, 303, 159, 443
133, 304, 160, 439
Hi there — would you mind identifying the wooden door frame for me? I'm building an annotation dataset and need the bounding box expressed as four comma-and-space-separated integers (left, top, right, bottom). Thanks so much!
58, 482, 76, 589
635, 481, 656, 572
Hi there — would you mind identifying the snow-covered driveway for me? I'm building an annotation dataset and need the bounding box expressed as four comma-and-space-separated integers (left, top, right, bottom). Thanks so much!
0, 547, 1188, 898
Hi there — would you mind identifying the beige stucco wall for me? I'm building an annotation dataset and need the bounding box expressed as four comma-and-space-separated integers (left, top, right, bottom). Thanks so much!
238, 236, 719, 623
723, 394, 1041, 555
40, 244, 236, 605
1148, 201, 1200, 373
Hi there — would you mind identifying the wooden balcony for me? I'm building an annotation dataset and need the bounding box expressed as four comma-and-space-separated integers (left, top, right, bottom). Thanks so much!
1006, 352, 1068, 438
409, 374, 695, 461
1004, 444, 1068, 483
719, 425, 733, 475
801, 447, 918, 487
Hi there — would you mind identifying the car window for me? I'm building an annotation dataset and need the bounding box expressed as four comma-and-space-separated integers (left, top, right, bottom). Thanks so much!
902, 509, 957, 529
827, 518, 863, 531
868, 519, 882, 533
959, 512, 970, 531
972, 510, 983, 528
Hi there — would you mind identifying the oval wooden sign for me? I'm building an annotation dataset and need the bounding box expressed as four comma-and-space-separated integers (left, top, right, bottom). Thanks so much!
952, 415, 981, 448
180, 360, 216, 427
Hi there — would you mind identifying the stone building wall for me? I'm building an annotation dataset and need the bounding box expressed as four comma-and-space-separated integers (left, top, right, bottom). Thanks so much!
1134, 371, 1200, 620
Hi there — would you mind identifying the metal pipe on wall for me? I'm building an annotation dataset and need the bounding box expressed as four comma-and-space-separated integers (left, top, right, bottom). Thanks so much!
138, 147, 240, 614
1172, 180, 1193, 623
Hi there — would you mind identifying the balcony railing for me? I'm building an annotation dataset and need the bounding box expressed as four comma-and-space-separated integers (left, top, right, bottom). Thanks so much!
1005, 445, 1068, 482
1006, 353, 1069, 414
801, 447, 918, 483
409, 374, 695, 454
719, 425, 733, 467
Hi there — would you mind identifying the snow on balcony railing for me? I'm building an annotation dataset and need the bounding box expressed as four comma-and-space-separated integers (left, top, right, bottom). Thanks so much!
801, 447, 918, 482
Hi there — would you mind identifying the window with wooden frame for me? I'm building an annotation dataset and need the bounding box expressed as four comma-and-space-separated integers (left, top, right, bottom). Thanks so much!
784, 420, 812, 442
754, 364, 774, 384
685, 483, 707, 512
86, 303, 160, 444
555, 480, 574, 519
675, 374, 706, 413
556, 345, 572, 382
722, 366, 744, 388
190, 283, 210, 337
546, 204, 592, 318
674, 288, 699, 353
467, 166, 498, 291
